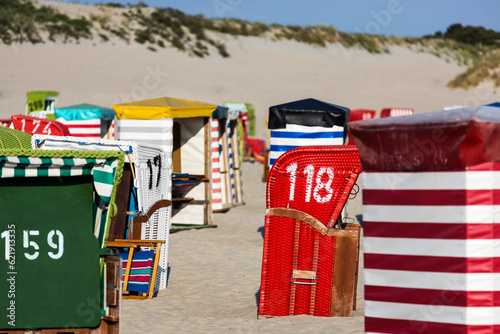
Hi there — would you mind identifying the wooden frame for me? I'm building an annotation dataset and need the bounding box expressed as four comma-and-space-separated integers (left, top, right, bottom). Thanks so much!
107, 239, 165, 300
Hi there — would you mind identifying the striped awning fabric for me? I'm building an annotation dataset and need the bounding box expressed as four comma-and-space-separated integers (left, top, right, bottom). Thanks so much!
0, 149, 124, 250
56, 118, 101, 137
269, 124, 344, 166
0, 152, 121, 204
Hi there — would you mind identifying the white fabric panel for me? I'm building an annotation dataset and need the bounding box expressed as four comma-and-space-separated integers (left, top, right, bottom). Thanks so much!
363, 204, 500, 223
116, 118, 173, 163
364, 237, 500, 258
177, 117, 205, 175
365, 269, 500, 291
362, 171, 500, 190
365, 301, 500, 325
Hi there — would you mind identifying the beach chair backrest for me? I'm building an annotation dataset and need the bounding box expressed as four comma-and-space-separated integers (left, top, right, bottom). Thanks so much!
267, 145, 361, 224
380, 108, 414, 118
11, 115, 70, 136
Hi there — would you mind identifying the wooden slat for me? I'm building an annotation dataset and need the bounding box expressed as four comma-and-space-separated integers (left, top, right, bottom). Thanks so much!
266, 207, 358, 238
122, 248, 134, 292
344, 224, 361, 310
204, 117, 213, 225
105, 256, 120, 306
41, 329, 90, 334
173, 121, 181, 173
148, 243, 162, 299
108, 167, 132, 241
330, 233, 358, 317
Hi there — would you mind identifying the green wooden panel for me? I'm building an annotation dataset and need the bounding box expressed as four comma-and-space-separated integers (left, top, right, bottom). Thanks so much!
0, 176, 101, 329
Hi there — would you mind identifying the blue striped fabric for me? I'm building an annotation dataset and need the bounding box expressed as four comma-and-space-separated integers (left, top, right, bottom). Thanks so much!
269, 124, 345, 166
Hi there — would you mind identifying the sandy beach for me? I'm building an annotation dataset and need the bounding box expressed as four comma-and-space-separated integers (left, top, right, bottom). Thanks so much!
121, 162, 364, 334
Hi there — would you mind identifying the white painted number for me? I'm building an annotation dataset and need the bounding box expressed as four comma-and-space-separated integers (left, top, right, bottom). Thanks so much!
286, 163, 297, 201
42, 123, 52, 135
287, 164, 335, 204
32, 119, 41, 133
17, 230, 65, 261
47, 230, 64, 259
303, 165, 315, 203
313, 167, 334, 203
24, 230, 40, 260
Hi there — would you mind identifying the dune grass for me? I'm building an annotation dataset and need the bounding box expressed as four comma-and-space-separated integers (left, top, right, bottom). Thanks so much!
0, 0, 92, 44
1, 0, 499, 88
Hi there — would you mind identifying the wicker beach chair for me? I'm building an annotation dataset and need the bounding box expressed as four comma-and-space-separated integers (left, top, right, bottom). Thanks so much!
258, 145, 362, 318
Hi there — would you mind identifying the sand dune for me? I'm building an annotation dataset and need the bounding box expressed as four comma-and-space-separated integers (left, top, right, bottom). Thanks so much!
2, 3, 499, 137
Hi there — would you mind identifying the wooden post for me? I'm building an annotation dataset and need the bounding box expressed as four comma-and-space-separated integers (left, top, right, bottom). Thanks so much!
109, 166, 132, 241
204, 117, 213, 225
330, 233, 358, 317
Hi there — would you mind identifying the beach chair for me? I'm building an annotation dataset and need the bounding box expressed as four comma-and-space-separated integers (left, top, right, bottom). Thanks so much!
379, 107, 413, 118
350, 105, 500, 333
258, 145, 362, 318
55, 103, 116, 138
10, 114, 71, 136
268, 98, 349, 168
32, 135, 172, 294
0, 136, 124, 331
113, 97, 217, 226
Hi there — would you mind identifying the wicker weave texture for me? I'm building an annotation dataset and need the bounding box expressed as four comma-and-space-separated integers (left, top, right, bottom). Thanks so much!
259, 145, 361, 317
0, 126, 32, 149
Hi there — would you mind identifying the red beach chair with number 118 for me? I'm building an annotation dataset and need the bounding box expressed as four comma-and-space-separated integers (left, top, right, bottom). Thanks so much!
258, 145, 362, 318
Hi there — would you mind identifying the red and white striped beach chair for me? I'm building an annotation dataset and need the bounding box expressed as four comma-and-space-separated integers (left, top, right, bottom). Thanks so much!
350, 105, 500, 333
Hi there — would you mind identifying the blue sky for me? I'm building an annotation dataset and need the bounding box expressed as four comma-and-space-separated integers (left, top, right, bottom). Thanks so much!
67, 0, 500, 37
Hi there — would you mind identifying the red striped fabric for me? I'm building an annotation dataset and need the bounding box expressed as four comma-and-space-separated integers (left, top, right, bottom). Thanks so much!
363, 222, 500, 239
211, 118, 223, 209
58, 119, 101, 137
363, 166, 500, 332
364, 189, 500, 206
365, 254, 500, 273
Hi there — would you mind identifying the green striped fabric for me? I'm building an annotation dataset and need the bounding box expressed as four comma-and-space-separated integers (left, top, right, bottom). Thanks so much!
0, 149, 124, 249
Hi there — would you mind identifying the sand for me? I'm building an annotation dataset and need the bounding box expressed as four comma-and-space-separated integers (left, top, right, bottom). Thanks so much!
120, 162, 365, 334
2, 2, 500, 333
